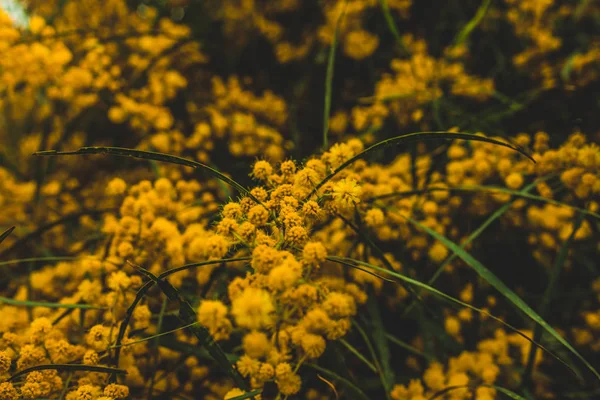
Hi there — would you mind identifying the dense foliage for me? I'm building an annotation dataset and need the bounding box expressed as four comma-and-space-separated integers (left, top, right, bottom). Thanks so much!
0, 1, 599, 399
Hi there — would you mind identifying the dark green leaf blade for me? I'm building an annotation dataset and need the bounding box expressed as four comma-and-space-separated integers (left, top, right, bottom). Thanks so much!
327, 255, 578, 379
134, 265, 249, 391
0, 226, 15, 246
10, 364, 126, 382
404, 216, 599, 382
34, 147, 260, 204
305, 132, 534, 201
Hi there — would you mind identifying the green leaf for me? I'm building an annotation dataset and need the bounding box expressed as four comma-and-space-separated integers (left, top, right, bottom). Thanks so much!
0, 297, 103, 309
428, 385, 470, 400
0, 256, 78, 267
327, 256, 576, 378
9, 364, 126, 382
160, 336, 239, 363
113, 280, 154, 371
339, 338, 378, 373
0, 226, 15, 246
34, 147, 260, 204
521, 211, 586, 387
159, 256, 252, 279
306, 362, 371, 400
131, 264, 249, 391
403, 216, 599, 382
323, 1, 347, 150
399, 177, 548, 317
366, 296, 394, 393
113, 257, 250, 370
385, 333, 435, 361
453, 0, 492, 46
486, 385, 528, 400
378, 0, 408, 55
305, 131, 534, 201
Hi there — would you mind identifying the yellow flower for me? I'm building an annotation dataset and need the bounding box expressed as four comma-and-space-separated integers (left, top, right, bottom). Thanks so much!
445, 316, 461, 337
505, 172, 524, 189
224, 388, 246, 399
428, 241, 448, 263
197, 300, 232, 341
332, 178, 362, 209
248, 204, 270, 226
103, 384, 129, 399
242, 331, 271, 359
301, 333, 326, 358
231, 288, 275, 329
322, 292, 356, 318
0, 382, 19, 400
268, 258, 302, 291
302, 241, 327, 265
277, 372, 302, 396
107, 271, 131, 291
343, 30, 380, 60
0, 351, 11, 373
252, 244, 282, 274
252, 160, 273, 180
423, 362, 445, 392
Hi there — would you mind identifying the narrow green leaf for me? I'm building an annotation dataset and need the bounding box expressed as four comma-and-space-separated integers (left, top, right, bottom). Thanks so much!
113, 280, 154, 371
0, 297, 103, 309
366, 296, 394, 393
9, 364, 126, 381
159, 257, 252, 279
34, 147, 260, 204
339, 339, 378, 373
111, 322, 199, 349
453, 0, 492, 46
327, 255, 577, 378
305, 132, 534, 201
521, 211, 586, 387
306, 362, 371, 400
384, 333, 435, 361
0, 226, 15, 246
399, 177, 547, 317
486, 385, 528, 400
160, 336, 239, 363
428, 385, 470, 400
323, 1, 347, 150
378, 0, 408, 55
132, 265, 249, 391
0, 256, 78, 267
113, 257, 250, 370
403, 217, 599, 382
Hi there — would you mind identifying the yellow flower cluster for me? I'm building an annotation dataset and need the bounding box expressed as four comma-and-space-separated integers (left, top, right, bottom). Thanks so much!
351, 36, 494, 132
391, 329, 545, 400
0, 1, 599, 399
194, 152, 378, 395
498, 0, 600, 89
206, 0, 411, 63
145, 75, 290, 166
0, 176, 225, 398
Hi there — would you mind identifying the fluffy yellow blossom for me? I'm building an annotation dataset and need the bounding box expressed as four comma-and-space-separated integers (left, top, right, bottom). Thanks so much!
302, 241, 327, 265
332, 178, 362, 209
197, 300, 233, 341
231, 288, 275, 329
242, 331, 271, 359
106, 178, 127, 196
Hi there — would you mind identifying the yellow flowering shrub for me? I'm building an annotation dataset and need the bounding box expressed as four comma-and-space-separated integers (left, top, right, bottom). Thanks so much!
0, 1, 599, 399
